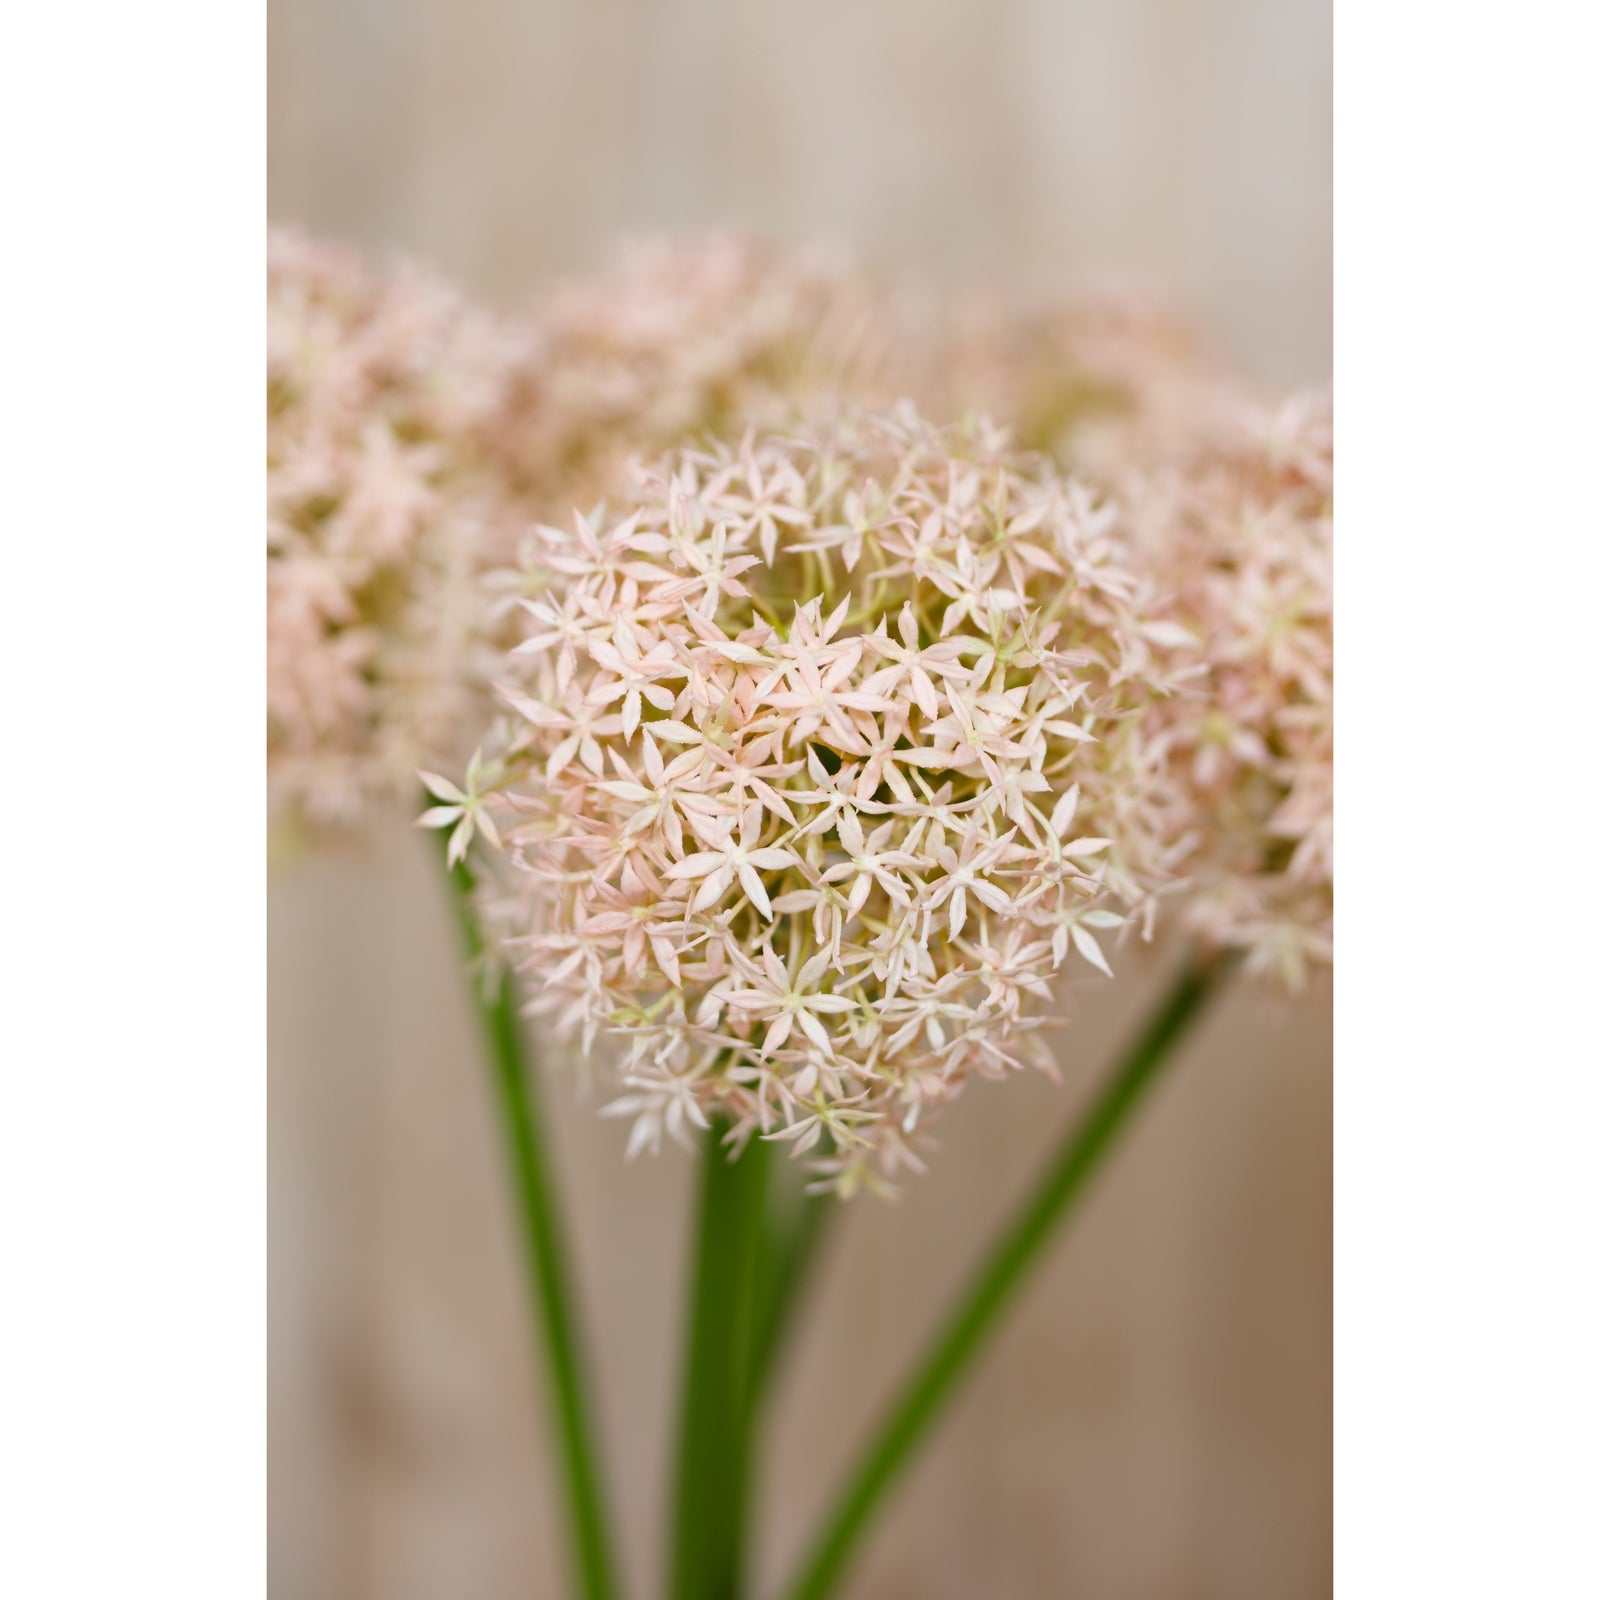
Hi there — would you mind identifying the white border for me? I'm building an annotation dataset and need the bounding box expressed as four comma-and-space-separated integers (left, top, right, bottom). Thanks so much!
0, 2, 265, 1594
1337, 2, 1600, 1593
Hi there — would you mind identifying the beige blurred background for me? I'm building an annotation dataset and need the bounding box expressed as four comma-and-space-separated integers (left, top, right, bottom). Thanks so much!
268, 2, 1331, 1596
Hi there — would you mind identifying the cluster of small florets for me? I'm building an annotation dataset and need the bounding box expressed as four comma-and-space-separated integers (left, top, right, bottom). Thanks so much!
1131, 393, 1332, 989
926, 287, 1235, 483
433, 405, 1193, 1192
267, 229, 537, 836
513, 233, 895, 511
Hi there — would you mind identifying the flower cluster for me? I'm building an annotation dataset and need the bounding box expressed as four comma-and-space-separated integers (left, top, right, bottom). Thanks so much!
267, 229, 536, 837
1132, 393, 1333, 989
438, 405, 1193, 1192
926, 287, 1235, 483
512, 233, 896, 511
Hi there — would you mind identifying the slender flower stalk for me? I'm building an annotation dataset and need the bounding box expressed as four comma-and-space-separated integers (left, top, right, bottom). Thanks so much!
436, 838, 622, 1600
668, 1137, 831, 1600
750, 1182, 832, 1401
742, 1177, 835, 1600
779, 948, 1235, 1600
668, 1157, 831, 1600
669, 1120, 772, 1600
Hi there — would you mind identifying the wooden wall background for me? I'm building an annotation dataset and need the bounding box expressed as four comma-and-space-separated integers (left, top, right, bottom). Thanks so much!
268, 2, 1331, 1594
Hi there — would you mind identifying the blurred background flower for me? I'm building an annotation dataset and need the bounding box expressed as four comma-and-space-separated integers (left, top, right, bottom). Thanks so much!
267, 230, 537, 840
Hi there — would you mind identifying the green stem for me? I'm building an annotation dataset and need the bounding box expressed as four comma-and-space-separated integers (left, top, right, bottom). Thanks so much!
779, 950, 1236, 1600
737, 1173, 834, 1600
669, 1119, 772, 1600
438, 845, 622, 1600
750, 1185, 832, 1404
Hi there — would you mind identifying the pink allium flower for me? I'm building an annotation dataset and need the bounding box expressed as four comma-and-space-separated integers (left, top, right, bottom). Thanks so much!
512, 233, 896, 510
267, 229, 537, 839
1132, 392, 1333, 989
438, 406, 1192, 1193
924, 287, 1234, 482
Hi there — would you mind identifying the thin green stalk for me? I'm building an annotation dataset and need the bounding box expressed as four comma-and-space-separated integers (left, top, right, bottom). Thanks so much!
669, 1120, 772, 1600
750, 1185, 832, 1404
438, 845, 621, 1600
744, 1181, 833, 1600
780, 950, 1236, 1600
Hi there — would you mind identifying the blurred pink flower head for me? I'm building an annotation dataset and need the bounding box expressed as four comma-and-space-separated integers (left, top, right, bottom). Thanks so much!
1132, 391, 1333, 990
925, 285, 1235, 482
513, 231, 899, 509
266, 229, 537, 840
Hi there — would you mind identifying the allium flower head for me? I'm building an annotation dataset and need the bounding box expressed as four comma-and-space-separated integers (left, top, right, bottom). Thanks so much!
928, 287, 1234, 482
442, 405, 1192, 1193
514, 233, 896, 511
267, 229, 535, 837
1134, 392, 1333, 989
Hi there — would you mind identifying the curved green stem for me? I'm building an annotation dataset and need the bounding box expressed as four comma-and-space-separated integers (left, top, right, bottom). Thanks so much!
438, 845, 622, 1600
779, 950, 1236, 1600
670, 1120, 771, 1600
